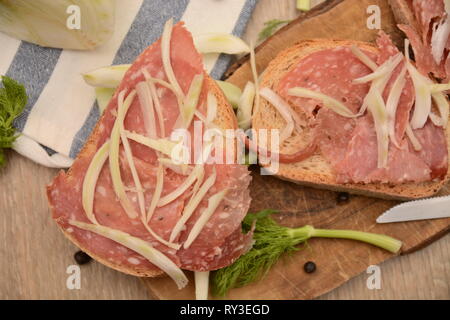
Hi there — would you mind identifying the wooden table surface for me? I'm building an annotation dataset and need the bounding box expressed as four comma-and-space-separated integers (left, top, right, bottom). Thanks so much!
1, 0, 449, 300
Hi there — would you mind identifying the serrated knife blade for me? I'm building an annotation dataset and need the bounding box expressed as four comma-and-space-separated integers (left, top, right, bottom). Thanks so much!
376, 195, 450, 223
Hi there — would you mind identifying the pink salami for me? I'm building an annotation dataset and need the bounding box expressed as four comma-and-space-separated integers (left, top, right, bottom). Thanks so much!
277, 46, 376, 116
336, 115, 431, 184
399, 0, 448, 79
276, 33, 447, 184
47, 23, 252, 275
412, 119, 449, 179
412, 0, 444, 43
398, 24, 446, 78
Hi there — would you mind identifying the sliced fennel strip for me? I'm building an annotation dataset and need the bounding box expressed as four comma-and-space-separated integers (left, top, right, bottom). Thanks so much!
142, 68, 183, 131
353, 53, 403, 84
141, 68, 175, 94
195, 271, 210, 300
181, 73, 204, 128
69, 220, 188, 289
136, 81, 157, 139
350, 45, 378, 71
250, 42, 261, 118
288, 87, 358, 118
367, 90, 389, 168
431, 92, 449, 128
82, 140, 111, 225
190, 165, 206, 200
386, 66, 407, 147
148, 80, 167, 138
406, 123, 422, 151
121, 131, 180, 250
184, 189, 228, 249
161, 19, 185, 101
124, 131, 178, 157
159, 158, 192, 176
147, 163, 164, 223
83, 64, 130, 88
259, 87, 300, 142
170, 169, 217, 242
193, 33, 250, 54
237, 81, 256, 130
429, 83, 450, 93
431, 0, 450, 64
157, 165, 205, 208
109, 90, 138, 219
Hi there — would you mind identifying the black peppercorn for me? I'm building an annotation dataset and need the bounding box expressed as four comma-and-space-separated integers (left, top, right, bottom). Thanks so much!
303, 261, 316, 274
74, 251, 92, 265
337, 192, 350, 204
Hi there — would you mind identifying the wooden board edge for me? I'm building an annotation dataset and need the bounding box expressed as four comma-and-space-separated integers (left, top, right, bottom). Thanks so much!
224, 0, 345, 79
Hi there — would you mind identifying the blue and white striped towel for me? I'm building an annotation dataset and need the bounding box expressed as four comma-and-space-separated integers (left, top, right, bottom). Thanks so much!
1, 0, 257, 168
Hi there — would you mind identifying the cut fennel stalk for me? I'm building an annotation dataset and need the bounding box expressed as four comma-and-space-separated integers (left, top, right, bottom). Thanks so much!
195, 271, 210, 300
213, 210, 402, 297
194, 33, 250, 54
83, 65, 130, 88
0, 0, 115, 50
109, 90, 138, 219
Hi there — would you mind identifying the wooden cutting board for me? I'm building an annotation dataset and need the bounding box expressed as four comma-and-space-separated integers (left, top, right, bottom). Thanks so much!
142, 0, 450, 299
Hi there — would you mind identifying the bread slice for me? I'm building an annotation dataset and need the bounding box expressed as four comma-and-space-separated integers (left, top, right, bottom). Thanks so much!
253, 39, 450, 200
48, 75, 238, 277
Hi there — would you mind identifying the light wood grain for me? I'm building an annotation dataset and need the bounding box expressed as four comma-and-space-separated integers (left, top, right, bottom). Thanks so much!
0, 0, 448, 300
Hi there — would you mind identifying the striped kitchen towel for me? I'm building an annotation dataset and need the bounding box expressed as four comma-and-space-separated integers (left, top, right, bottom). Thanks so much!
0, 0, 257, 168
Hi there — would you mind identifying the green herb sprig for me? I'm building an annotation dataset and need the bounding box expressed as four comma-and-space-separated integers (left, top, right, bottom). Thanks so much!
0, 76, 27, 167
258, 19, 292, 41
212, 210, 402, 297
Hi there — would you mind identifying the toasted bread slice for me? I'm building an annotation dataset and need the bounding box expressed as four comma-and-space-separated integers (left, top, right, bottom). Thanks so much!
48, 75, 238, 277
253, 39, 450, 200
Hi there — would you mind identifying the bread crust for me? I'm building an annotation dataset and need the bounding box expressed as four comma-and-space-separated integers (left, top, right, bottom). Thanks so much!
254, 39, 450, 200
47, 76, 237, 277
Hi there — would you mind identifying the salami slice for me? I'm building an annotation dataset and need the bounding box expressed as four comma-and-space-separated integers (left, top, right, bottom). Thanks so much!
399, 0, 448, 79
412, 0, 444, 43
276, 33, 447, 184
277, 46, 376, 116
47, 23, 252, 275
398, 24, 446, 78
412, 119, 449, 179
336, 115, 431, 184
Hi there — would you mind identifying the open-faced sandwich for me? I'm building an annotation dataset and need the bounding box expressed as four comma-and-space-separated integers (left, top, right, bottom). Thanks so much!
47, 21, 253, 288
252, 31, 450, 200
46, 11, 448, 297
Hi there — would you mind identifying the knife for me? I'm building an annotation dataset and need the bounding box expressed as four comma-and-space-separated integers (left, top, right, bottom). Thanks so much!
376, 195, 450, 223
